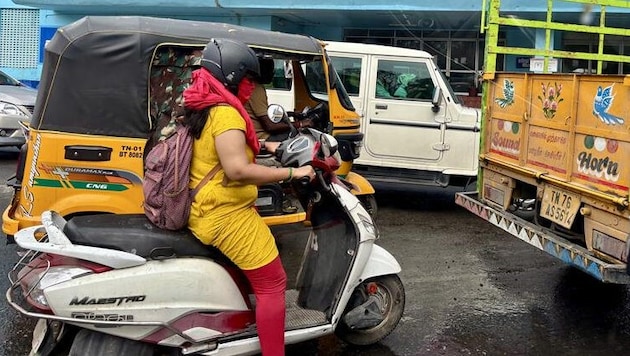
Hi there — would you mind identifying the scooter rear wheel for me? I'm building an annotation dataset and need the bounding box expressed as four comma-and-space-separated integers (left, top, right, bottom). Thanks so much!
69, 329, 153, 356
335, 274, 405, 346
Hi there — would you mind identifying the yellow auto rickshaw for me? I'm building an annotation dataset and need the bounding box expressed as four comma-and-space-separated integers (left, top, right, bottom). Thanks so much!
2, 16, 375, 239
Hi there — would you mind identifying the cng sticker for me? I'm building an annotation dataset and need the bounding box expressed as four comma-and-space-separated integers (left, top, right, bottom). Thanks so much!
33, 179, 128, 191
72, 182, 128, 191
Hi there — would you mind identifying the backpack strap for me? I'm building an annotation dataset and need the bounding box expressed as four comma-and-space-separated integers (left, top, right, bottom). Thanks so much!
191, 163, 222, 199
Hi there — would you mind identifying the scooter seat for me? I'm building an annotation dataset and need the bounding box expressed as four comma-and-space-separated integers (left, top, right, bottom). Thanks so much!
62, 214, 233, 265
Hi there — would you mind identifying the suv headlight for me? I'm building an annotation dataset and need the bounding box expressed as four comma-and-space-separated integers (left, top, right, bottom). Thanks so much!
0, 101, 27, 116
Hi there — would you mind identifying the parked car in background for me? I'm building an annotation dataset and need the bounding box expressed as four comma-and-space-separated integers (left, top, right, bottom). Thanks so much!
0, 70, 36, 147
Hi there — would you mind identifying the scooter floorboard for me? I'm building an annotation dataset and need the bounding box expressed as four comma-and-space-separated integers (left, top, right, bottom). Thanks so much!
285, 289, 326, 330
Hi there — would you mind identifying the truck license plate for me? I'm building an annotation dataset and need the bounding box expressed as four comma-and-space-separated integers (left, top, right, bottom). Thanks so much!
540, 186, 580, 229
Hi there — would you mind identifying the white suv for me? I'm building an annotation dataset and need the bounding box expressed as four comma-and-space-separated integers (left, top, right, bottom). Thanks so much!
0, 70, 37, 148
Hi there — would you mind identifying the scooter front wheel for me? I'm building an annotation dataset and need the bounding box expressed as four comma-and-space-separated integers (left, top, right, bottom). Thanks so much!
335, 274, 405, 346
69, 329, 154, 356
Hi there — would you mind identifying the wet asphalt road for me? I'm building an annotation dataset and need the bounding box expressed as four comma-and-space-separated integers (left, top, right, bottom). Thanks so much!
1, 147, 630, 355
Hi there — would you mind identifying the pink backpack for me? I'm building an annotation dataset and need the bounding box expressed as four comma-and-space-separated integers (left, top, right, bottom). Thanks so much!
143, 123, 219, 230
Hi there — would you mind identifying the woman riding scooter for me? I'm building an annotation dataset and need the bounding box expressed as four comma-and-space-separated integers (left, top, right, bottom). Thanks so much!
8, 108, 405, 355
183, 38, 315, 356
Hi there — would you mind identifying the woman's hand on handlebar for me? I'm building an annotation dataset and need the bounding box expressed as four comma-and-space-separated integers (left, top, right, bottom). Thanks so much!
293, 165, 316, 182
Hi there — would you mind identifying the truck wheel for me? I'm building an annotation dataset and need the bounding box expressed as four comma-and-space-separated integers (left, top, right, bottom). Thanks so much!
69, 329, 153, 356
359, 194, 378, 220
335, 275, 405, 346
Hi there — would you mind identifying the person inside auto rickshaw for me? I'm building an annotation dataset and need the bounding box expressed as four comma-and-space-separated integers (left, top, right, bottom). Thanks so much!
245, 57, 313, 142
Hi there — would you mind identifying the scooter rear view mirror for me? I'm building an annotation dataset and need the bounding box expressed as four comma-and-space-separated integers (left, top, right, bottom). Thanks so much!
267, 104, 286, 123
320, 132, 338, 158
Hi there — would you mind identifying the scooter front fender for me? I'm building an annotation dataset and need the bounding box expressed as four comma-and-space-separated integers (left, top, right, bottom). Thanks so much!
358, 244, 401, 281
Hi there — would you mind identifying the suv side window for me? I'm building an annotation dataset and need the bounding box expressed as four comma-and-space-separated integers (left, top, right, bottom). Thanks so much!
376, 59, 435, 100
329, 56, 362, 96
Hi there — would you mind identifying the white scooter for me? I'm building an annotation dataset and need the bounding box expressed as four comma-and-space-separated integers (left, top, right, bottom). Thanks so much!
7, 105, 405, 356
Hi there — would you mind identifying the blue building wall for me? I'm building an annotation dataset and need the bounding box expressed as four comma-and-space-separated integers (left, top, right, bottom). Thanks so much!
1, 0, 353, 85
3, 0, 628, 85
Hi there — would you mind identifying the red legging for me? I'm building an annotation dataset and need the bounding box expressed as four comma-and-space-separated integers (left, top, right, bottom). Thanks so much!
243, 256, 287, 356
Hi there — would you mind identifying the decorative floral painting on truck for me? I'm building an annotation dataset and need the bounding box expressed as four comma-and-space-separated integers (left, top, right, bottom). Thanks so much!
485, 75, 630, 199
538, 82, 563, 119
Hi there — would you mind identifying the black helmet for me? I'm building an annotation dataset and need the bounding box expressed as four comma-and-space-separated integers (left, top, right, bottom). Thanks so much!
200, 38, 260, 94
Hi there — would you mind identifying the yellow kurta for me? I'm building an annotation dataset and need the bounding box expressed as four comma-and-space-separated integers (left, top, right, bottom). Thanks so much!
188, 105, 278, 270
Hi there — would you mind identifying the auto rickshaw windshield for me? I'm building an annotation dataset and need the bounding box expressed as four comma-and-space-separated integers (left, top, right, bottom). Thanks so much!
304, 59, 355, 112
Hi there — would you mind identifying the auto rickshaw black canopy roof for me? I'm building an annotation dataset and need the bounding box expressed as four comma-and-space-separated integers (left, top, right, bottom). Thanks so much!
32, 16, 324, 138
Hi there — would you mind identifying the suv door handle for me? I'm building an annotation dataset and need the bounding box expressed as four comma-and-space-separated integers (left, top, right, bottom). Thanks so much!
375, 104, 388, 110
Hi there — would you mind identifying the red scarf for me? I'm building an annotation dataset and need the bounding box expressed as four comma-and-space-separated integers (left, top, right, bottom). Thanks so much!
183, 69, 260, 155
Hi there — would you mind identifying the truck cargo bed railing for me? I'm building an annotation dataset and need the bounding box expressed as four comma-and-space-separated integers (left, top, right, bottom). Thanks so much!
482, 0, 630, 76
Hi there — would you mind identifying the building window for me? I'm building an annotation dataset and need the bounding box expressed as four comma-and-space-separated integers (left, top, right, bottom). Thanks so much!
562, 32, 625, 74
344, 28, 486, 93
450, 40, 477, 71
423, 40, 448, 69
0, 8, 39, 68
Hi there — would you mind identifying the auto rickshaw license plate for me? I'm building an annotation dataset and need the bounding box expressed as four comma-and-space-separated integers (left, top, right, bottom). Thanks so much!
540, 186, 580, 229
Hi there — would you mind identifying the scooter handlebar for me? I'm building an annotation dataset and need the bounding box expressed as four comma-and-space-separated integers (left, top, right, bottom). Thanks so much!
296, 175, 311, 187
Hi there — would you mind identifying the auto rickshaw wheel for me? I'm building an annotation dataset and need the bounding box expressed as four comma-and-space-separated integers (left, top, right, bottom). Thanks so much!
359, 194, 378, 220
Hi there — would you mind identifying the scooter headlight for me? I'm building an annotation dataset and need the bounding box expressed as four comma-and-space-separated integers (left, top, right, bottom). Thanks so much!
358, 213, 378, 239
